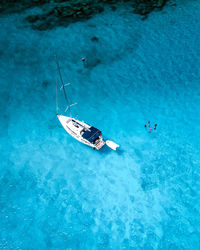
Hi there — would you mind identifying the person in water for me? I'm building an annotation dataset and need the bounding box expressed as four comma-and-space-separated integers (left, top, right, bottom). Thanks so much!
145, 121, 150, 128
145, 121, 157, 131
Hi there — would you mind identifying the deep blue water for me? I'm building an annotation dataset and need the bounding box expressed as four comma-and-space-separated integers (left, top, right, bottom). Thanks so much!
0, 0, 200, 249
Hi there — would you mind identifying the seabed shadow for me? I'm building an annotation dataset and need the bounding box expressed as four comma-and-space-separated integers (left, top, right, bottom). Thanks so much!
98, 145, 124, 155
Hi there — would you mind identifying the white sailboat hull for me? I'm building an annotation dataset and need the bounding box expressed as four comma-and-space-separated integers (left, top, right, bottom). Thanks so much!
57, 115, 105, 149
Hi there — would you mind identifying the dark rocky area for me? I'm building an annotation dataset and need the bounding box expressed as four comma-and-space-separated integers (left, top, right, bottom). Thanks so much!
0, 0, 169, 30
132, 0, 167, 15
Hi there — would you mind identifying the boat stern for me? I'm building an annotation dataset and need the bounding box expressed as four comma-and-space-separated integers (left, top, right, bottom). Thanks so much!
95, 140, 105, 150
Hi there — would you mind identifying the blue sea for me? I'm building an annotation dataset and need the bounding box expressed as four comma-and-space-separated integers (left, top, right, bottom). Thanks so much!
0, 0, 200, 249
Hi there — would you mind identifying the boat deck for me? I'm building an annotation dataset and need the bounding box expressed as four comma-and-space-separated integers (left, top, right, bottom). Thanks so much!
68, 119, 84, 135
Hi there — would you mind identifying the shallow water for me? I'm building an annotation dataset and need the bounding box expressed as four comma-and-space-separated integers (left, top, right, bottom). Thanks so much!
0, 1, 200, 249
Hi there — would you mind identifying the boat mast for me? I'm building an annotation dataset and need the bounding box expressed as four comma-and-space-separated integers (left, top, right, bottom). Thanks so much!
55, 54, 71, 116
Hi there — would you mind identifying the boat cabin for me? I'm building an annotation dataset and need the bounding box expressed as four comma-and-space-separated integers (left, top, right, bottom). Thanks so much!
82, 126, 102, 144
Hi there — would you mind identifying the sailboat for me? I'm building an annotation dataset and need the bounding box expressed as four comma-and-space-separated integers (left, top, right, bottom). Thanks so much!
55, 55, 119, 151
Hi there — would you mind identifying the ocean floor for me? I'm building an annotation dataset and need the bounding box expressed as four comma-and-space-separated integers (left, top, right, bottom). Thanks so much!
0, 0, 200, 249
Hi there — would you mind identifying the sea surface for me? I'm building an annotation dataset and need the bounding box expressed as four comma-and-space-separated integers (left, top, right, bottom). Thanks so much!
0, 0, 200, 249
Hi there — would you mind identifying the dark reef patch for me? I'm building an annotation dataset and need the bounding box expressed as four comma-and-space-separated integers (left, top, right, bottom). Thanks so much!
91, 36, 99, 42
132, 0, 167, 16
0, 0, 169, 30
42, 80, 50, 87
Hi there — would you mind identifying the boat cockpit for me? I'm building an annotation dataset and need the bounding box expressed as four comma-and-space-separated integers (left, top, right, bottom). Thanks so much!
82, 126, 102, 144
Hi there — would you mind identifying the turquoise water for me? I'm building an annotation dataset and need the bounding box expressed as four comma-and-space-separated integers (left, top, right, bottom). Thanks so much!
1, 0, 200, 249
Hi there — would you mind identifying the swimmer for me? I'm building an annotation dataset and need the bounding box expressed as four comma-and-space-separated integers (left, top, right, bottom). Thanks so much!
149, 127, 152, 133
144, 124, 147, 128
148, 120, 150, 127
